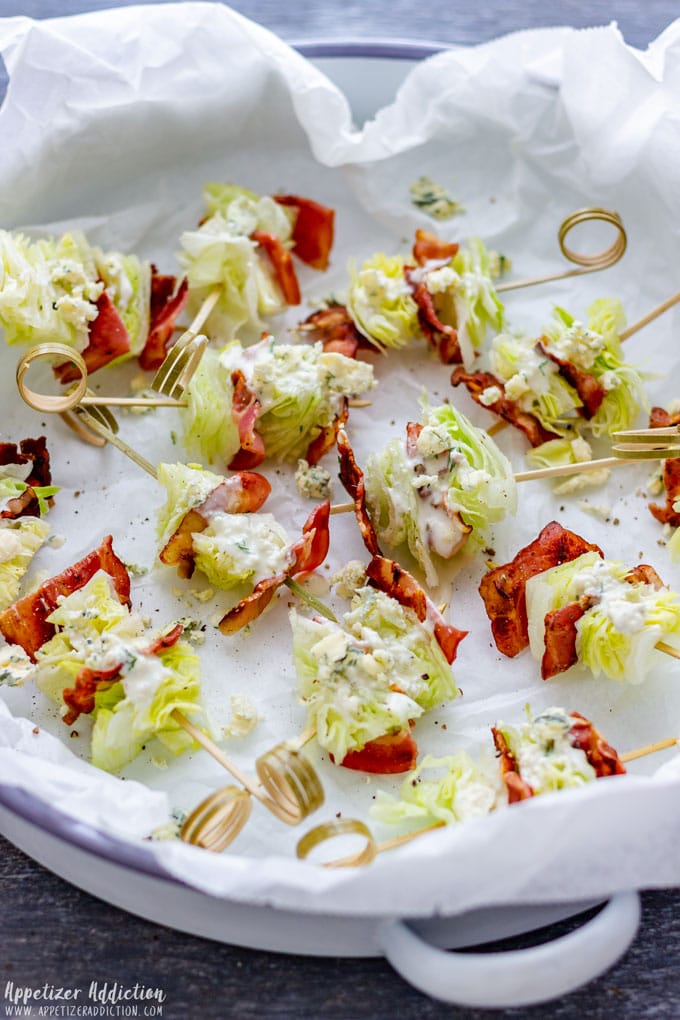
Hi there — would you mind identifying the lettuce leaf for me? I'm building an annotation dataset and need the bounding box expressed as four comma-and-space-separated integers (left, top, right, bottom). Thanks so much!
0, 518, 50, 610
0, 477, 59, 517
495, 707, 596, 792
156, 461, 226, 543
192, 512, 290, 590
181, 347, 239, 465
364, 400, 516, 585
179, 185, 296, 343
346, 253, 419, 350
291, 585, 457, 761
371, 752, 498, 825
91, 639, 202, 772
0, 229, 102, 350
183, 338, 374, 464
545, 299, 648, 436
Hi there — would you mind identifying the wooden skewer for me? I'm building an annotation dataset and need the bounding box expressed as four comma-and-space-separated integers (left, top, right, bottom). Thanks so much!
620, 736, 678, 763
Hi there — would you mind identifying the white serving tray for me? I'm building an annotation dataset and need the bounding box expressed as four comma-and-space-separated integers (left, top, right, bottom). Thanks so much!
0, 38, 645, 1008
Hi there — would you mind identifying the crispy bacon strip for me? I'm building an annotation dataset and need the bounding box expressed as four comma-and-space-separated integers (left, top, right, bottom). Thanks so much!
274, 195, 335, 271
227, 370, 266, 471
479, 522, 603, 658
0, 437, 52, 520
542, 600, 590, 680
298, 305, 369, 359
538, 340, 606, 419
138, 273, 189, 371
160, 473, 272, 579
491, 727, 534, 803
405, 266, 462, 364
306, 398, 349, 467
55, 292, 130, 383
218, 501, 331, 635
540, 561, 666, 679
412, 229, 459, 267
625, 564, 665, 590
451, 367, 561, 447
648, 407, 680, 527
336, 427, 381, 557
568, 712, 626, 778
337, 730, 418, 774
251, 230, 301, 305
62, 623, 185, 726
366, 555, 467, 664
0, 536, 130, 659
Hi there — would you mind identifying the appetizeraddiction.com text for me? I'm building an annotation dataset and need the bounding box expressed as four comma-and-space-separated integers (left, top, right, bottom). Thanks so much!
3, 982, 166, 1017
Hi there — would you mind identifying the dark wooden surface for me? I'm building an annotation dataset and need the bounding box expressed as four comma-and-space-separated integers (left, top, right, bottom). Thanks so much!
1, 2, 679, 1017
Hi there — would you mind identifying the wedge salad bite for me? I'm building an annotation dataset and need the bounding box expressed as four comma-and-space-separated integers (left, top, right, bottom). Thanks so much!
480, 521, 680, 682
344, 230, 506, 367
291, 556, 467, 774
179, 184, 334, 344
181, 335, 374, 470
156, 461, 331, 635
337, 402, 517, 587
371, 707, 625, 826
0, 226, 188, 377
0, 437, 58, 611
0, 536, 204, 772
452, 299, 648, 466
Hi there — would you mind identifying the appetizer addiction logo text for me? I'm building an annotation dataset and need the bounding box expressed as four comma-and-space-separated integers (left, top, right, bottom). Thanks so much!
3, 982, 166, 1017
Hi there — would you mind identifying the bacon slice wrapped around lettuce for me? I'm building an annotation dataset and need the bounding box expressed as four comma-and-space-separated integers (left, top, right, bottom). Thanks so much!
218, 501, 330, 634
290, 564, 461, 773
181, 338, 374, 470
338, 400, 516, 587
137, 272, 190, 371
479, 521, 602, 658
180, 184, 335, 344
482, 523, 680, 682
451, 367, 562, 448
28, 572, 203, 773
157, 463, 271, 579
346, 233, 504, 365
0, 535, 130, 659
493, 707, 625, 798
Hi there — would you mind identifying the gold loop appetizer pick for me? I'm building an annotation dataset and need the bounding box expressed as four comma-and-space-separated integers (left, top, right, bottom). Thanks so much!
180, 786, 253, 852
254, 724, 324, 825
171, 709, 324, 828
16, 342, 186, 413
297, 733, 679, 869
297, 817, 444, 868
496, 207, 627, 293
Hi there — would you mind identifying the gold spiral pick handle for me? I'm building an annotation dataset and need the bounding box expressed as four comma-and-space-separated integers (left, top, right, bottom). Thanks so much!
496, 207, 626, 293
557, 207, 627, 270
16, 342, 89, 413
296, 818, 377, 868
255, 743, 325, 825
180, 786, 252, 853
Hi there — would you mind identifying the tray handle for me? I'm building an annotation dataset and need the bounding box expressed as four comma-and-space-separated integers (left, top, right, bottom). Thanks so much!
376, 891, 640, 1008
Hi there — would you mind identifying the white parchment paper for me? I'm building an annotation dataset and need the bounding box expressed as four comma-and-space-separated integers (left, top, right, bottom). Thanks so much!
0, 3, 679, 918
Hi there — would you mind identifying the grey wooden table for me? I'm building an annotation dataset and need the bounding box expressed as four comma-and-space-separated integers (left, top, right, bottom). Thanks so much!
1, 2, 679, 1017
